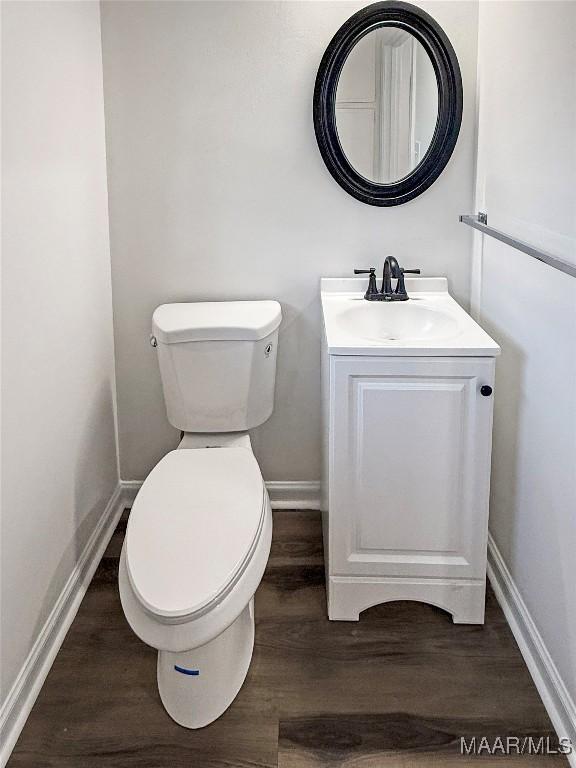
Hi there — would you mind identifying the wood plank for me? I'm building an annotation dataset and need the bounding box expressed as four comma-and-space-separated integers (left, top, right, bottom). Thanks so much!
278, 712, 565, 766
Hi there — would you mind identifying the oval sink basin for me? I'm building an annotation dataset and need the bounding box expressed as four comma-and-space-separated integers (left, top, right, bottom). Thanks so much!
337, 302, 460, 342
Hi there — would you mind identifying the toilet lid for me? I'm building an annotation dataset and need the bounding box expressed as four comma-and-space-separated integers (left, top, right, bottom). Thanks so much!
125, 448, 266, 620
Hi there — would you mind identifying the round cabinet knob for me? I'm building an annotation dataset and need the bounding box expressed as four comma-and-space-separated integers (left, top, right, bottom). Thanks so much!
480, 385, 493, 397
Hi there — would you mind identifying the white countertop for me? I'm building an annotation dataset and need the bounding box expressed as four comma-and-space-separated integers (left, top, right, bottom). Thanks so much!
321, 277, 501, 357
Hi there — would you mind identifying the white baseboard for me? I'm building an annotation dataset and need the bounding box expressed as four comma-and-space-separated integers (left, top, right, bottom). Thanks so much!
264, 481, 321, 509
120, 479, 144, 506
121, 479, 321, 510
0, 484, 127, 768
487, 533, 576, 766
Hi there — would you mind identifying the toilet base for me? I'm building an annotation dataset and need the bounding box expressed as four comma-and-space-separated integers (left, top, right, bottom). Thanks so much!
157, 598, 255, 728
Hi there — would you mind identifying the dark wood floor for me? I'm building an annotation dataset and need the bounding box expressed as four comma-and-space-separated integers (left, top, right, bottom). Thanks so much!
9, 511, 566, 767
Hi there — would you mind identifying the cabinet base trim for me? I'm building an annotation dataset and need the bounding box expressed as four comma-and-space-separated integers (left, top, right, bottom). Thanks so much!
327, 575, 486, 624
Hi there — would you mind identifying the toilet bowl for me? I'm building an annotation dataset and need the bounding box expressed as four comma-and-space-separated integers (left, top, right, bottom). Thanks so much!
119, 300, 281, 727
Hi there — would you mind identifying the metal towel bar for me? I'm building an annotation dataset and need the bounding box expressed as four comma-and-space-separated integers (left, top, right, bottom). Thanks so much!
459, 213, 576, 278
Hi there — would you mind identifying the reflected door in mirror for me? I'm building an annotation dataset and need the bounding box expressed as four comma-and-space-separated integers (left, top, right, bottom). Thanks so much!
336, 27, 438, 184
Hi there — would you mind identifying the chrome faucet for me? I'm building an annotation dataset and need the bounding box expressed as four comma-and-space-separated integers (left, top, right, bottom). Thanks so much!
355, 258, 421, 301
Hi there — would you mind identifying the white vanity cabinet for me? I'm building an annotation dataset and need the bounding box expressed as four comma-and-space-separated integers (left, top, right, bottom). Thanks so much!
320, 278, 500, 624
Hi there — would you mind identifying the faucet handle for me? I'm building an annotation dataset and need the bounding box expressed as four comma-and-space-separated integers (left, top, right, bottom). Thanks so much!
354, 268, 379, 301
392, 267, 421, 301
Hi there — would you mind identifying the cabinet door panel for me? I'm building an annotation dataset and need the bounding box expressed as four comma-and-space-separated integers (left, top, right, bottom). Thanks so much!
329, 356, 495, 579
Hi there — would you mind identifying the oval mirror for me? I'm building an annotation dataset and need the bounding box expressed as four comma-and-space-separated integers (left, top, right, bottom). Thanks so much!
314, 1, 462, 206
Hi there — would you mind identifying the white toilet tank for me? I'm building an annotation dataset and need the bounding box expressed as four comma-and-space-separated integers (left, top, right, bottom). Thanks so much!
152, 301, 282, 432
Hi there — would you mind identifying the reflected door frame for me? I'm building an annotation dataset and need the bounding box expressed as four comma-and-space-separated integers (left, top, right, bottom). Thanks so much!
335, 28, 417, 183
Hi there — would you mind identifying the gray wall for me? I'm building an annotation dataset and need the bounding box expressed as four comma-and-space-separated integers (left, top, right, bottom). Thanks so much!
101, 0, 479, 482
1, 1, 118, 705
473, 0, 576, 734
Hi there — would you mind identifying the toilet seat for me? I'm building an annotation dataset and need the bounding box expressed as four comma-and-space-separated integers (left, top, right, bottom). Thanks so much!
126, 448, 266, 623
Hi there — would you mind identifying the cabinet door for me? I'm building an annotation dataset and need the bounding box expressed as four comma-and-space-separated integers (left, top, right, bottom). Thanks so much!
329, 356, 495, 579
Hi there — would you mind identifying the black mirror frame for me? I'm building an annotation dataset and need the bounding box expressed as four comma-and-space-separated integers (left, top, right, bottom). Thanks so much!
313, 1, 463, 206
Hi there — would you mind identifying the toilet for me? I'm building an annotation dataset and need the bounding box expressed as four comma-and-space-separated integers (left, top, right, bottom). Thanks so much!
118, 300, 282, 728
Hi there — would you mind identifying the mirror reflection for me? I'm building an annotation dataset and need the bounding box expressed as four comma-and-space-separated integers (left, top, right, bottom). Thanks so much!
336, 26, 438, 184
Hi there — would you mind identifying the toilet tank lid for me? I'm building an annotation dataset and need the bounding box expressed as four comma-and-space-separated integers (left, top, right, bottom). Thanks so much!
152, 300, 282, 343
